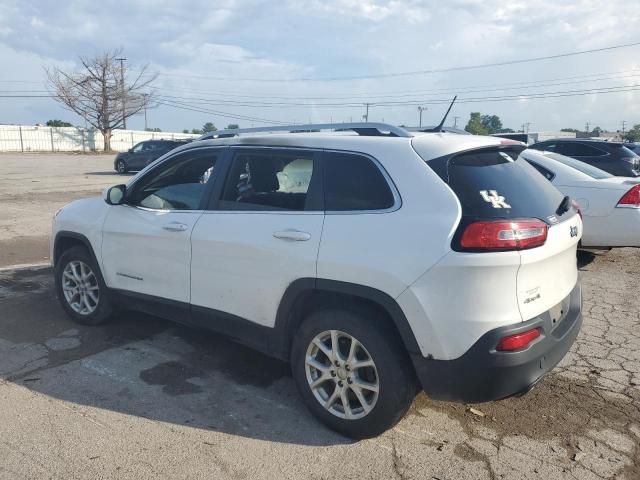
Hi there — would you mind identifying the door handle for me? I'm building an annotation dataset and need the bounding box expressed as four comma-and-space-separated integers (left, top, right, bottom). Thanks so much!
273, 229, 311, 242
162, 222, 189, 232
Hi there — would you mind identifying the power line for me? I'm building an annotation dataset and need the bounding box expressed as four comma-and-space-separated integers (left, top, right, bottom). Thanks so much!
146, 40, 640, 83
152, 69, 640, 101
156, 100, 288, 125
5, 67, 640, 102
154, 83, 640, 108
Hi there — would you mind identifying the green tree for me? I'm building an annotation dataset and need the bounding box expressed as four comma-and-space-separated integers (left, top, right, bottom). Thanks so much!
46, 119, 72, 127
191, 128, 203, 134
145, 127, 161, 132
624, 124, 640, 143
480, 114, 503, 134
226, 123, 240, 130
202, 122, 217, 133
561, 128, 580, 133
465, 112, 489, 135
182, 129, 189, 134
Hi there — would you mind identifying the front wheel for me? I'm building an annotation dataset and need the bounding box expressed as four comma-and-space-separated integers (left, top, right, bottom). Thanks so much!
55, 246, 113, 325
116, 159, 127, 174
291, 308, 416, 439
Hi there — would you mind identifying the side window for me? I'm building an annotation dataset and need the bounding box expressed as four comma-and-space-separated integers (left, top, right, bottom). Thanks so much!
131, 142, 145, 153
220, 150, 316, 211
324, 152, 395, 211
556, 143, 606, 157
142, 142, 157, 151
525, 160, 555, 181
127, 149, 218, 210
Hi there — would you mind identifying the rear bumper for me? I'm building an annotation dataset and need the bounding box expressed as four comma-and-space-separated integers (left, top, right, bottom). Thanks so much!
413, 281, 582, 403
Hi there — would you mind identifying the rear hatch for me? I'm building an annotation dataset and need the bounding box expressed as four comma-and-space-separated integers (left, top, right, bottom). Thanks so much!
418, 143, 581, 321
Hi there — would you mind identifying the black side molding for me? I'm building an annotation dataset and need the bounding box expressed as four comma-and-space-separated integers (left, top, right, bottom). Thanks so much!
53, 231, 100, 269
270, 278, 421, 360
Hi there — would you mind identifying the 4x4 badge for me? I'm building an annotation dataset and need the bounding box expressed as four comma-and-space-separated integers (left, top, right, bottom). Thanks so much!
570, 226, 578, 237
479, 190, 511, 209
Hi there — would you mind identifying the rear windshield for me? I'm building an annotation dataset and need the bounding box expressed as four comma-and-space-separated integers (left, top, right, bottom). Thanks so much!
545, 153, 612, 179
424, 146, 569, 223
617, 145, 639, 158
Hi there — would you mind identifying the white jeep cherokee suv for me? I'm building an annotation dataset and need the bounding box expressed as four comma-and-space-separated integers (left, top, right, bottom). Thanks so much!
52, 123, 583, 438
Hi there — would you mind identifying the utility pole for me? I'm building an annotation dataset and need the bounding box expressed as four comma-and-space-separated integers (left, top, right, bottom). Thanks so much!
585, 121, 590, 134
363, 103, 370, 122
453, 116, 459, 128
417, 106, 427, 128
622, 120, 627, 139
142, 93, 149, 130
116, 57, 127, 129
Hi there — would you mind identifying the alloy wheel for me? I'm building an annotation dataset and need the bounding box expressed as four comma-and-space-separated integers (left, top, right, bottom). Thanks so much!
305, 330, 379, 420
62, 260, 99, 315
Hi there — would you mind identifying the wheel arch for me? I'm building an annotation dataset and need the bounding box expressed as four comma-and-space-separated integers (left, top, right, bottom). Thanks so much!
271, 278, 421, 361
53, 231, 100, 269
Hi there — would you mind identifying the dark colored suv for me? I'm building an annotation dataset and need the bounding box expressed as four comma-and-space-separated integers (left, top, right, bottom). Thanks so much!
114, 140, 190, 173
529, 139, 640, 177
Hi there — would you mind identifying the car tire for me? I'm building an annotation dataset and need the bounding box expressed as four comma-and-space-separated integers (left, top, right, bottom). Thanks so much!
54, 245, 113, 326
291, 307, 416, 439
116, 159, 128, 174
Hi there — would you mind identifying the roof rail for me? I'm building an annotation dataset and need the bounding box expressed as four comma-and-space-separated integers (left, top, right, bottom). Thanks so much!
198, 122, 411, 140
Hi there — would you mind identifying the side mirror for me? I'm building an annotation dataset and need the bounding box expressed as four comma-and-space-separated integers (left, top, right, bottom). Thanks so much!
104, 184, 126, 205
128, 148, 133, 153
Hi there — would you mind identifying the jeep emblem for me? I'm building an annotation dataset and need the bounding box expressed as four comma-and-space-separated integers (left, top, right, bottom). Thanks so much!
570, 226, 578, 238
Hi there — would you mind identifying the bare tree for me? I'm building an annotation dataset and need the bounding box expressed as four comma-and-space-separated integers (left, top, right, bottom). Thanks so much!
46, 49, 157, 152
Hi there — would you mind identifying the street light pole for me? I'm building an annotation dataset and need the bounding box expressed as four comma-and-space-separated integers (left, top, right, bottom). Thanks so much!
116, 57, 127, 129
417, 106, 427, 128
142, 93, 148, 130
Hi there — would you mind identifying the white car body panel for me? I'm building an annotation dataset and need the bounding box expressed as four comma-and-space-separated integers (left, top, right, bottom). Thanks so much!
101, 206, 202, 303
521, 149, 640, 247
51, 197, 110, 269
317, 141, 460, 298
190, 211, 323, 327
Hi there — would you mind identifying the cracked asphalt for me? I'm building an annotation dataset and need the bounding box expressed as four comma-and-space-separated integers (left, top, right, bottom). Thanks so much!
0, 154, 639, 479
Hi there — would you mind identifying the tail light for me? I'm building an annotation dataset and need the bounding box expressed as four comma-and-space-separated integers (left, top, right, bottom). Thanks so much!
496, 328, 541, 352
571, 199, 583, 219
617, 184, 640, 208
460, 219, 548, 251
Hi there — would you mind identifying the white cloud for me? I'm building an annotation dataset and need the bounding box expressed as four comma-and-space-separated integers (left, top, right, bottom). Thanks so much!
0, 0, 639, 131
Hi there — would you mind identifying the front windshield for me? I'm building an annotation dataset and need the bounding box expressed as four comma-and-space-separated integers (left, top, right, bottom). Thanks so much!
545, 152, 613, 179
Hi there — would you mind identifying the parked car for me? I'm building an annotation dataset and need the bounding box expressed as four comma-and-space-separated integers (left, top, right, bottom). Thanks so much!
529, 138, 640, 177
52, 123, 583, 439
624, 143, 640, 156
113, 139, 190, 173
521, 149, 640, 248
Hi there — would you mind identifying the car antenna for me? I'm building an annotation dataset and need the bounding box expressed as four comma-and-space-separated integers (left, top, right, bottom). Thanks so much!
422, 96, 457, 133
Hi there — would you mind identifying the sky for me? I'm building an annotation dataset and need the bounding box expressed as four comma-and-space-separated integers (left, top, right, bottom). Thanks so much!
0, 0, 639, 133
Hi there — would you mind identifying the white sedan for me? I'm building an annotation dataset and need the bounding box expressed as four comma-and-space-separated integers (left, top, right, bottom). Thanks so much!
521, 149, 640, 248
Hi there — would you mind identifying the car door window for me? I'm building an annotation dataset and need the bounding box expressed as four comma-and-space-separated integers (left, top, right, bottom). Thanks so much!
556, 143, 606, 157
142, 142, 157, 152
219, 150, 317, 211
127, 149, 218, 210
323, 152, 396, 211
131, 142, 144, 153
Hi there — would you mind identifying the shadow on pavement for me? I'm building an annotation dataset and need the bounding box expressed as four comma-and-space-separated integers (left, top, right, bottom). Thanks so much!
0, 267, 349, 447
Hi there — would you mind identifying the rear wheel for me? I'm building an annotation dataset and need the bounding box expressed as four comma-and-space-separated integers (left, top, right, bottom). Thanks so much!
55, 246, 113, 325
116, 159, 127, 174
291, 308, 416, 439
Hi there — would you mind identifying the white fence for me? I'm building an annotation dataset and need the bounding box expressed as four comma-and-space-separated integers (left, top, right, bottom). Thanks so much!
0, 125, 199, 153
